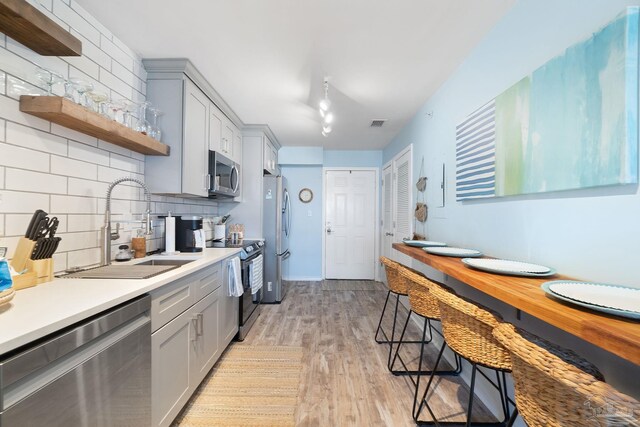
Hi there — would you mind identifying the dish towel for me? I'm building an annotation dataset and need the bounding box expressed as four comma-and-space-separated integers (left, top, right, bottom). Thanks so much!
228, 257, 243, 297
249, 254, 264, 295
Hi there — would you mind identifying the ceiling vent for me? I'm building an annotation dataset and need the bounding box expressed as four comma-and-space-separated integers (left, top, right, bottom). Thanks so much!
370, 119, 386, 128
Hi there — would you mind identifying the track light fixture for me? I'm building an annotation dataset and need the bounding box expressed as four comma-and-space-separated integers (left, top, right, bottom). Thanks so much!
319, 78, 333, 137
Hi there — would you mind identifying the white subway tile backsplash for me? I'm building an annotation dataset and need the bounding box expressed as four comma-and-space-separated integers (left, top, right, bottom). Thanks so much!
67, 177, 108, 198
5, 75, 47, 99
0, 120, 4, 142
51, 195, 97, 214
111, 61, 138, 89
100, 35, 133, 71
97, 197, 130, 215
68, 66, 110, 96
0, 214, 4, 236
0, 72, 5, 94
97, 139, 132, 157
99, 68, 133, 100
50, 123, 97, 146
68, 140, 109, 164
47, 213, 67, 233
70, 29, 111, 70
66, 214, 102, 232
110, 152, 139, 173
67, 247, 100, 269
0, 167, 4, 188
5, 214, 35, 236
0, 142, 50, 172
52, 252, 67, 273
6, 122, 68, 156
52, 0, 100, 45
63, 54, 100, 80
57, 230, 99, 252
51, 155, 97, 180
97, 165, 142, 184
0, 190, 49, 213
5, 38, 70, 82
5, 168, 67, 194
0, 95, 49, 132
132, 61, 147, 82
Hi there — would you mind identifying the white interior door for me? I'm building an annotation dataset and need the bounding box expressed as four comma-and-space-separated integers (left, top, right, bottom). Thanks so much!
325, 170, 376, 280
380, 146, 412, 265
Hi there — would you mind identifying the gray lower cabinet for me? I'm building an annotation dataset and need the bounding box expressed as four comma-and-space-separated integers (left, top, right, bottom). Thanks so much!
150, 260, 239, 427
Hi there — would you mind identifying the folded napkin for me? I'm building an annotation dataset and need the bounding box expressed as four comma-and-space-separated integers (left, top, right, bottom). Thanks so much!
228, 257, 243, 297
249, 254, 264, 295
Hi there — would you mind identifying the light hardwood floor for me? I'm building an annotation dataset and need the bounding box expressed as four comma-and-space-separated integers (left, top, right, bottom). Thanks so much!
238, 280, 495, 426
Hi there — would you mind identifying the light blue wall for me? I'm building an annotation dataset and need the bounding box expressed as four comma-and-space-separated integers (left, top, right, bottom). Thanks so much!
279, 146, 323, 165
382, 0, 640, 399
282, 165, 323, 280
323, 150, 383, 168
384, 0, 640, 287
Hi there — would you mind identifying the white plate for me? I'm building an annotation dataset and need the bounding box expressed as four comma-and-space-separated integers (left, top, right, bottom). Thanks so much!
546, 281, 640, 315
461, 258, 555, 277
424, 247, 482, 258
402, 240, 447, 248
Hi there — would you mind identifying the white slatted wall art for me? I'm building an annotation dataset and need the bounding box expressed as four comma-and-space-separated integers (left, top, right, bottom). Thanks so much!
456, 99, 497, 200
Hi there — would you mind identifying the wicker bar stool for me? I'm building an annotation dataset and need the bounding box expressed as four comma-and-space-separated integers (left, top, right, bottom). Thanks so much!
392, 266, 463, 421
493, 323, 640, 427
376, 257, 424, 373
417, 285, 514, 426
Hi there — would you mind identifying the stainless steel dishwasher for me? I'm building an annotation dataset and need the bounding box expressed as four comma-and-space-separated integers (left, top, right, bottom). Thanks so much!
0, 294, 151, 427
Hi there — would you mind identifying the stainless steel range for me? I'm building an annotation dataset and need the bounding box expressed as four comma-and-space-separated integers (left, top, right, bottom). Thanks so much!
207, 239, 264, 340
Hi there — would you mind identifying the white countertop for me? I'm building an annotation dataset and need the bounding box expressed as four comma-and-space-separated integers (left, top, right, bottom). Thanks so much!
0, 247, 242, 355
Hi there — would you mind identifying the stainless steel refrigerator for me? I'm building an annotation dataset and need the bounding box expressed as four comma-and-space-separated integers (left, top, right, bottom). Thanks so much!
262, 175, 291, 303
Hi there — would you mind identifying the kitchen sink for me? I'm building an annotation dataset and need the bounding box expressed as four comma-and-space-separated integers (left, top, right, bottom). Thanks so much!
134, 259, 195, 267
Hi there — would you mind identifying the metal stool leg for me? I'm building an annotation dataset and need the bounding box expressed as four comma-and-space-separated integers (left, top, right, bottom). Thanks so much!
375, 290, 392, 343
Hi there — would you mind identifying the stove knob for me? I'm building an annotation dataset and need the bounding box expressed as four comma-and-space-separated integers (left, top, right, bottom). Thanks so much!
246, 246, 253, 252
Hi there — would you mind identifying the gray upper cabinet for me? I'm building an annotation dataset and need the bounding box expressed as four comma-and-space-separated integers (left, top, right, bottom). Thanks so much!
144, 59, 244, 197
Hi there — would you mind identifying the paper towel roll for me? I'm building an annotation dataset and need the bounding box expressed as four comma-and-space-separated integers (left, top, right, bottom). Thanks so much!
214, 224, 226, 241
165, 215, 176, 253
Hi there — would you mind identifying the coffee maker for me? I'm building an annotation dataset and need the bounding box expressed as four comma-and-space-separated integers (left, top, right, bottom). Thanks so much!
175, 216, 205, 252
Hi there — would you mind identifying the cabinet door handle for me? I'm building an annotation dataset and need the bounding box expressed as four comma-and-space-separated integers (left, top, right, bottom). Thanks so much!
206, 174, 212, 190
197, 313, 204, 336
191, 316, 199, 342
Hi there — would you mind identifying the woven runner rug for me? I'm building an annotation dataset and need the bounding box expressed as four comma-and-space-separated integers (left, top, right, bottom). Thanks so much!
321, 280, 387, 291
174, 345, 304, 427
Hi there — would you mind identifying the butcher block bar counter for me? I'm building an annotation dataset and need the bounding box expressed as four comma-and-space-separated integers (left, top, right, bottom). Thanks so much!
393, 242, 640, 366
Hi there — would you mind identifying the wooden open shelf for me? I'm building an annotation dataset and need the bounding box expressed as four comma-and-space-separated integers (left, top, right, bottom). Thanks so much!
393, 243, 640, 365
20, 96, 170, 156
0, 0, 82, 56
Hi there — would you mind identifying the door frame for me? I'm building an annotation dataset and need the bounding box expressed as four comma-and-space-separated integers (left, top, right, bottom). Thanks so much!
322, 167, 381, 282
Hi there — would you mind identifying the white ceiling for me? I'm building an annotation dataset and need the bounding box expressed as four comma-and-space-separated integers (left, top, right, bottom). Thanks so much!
77, 0, 514, 149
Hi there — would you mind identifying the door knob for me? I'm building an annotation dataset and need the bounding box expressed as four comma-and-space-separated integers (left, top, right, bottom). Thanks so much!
326, 227, 332, 234
385, 232, 394, 236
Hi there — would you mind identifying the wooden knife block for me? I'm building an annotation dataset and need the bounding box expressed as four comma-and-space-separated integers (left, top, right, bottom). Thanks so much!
9, 237, 54, 290
10, 237, 35, 273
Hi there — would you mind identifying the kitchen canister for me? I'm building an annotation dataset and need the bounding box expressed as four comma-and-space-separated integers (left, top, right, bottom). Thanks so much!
214, 224, 226, 241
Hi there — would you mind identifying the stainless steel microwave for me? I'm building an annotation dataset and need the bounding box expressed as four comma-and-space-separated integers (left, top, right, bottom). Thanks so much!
208, 151, 240, 198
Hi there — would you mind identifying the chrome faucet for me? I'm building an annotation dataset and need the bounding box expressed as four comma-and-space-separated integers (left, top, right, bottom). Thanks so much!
102, 177, 154, 266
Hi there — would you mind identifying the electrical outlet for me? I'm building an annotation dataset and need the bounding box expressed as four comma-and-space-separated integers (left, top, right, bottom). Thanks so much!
307, 210, 312, 217
267, 281, 272, 292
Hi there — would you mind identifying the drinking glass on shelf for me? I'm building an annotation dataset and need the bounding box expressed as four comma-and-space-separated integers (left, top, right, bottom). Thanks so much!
35, 67, 64, 95
119, 100, 136, 128
135, 101, 151, 134
147, 107, 163, 140
85, 90, 108, 113
64, 78, 93, 105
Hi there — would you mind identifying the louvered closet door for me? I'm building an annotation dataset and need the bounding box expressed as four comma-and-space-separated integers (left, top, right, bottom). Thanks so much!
392, 148, 412, 264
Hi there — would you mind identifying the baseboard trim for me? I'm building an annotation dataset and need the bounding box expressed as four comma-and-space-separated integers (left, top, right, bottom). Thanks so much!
284, 276, 323, 282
